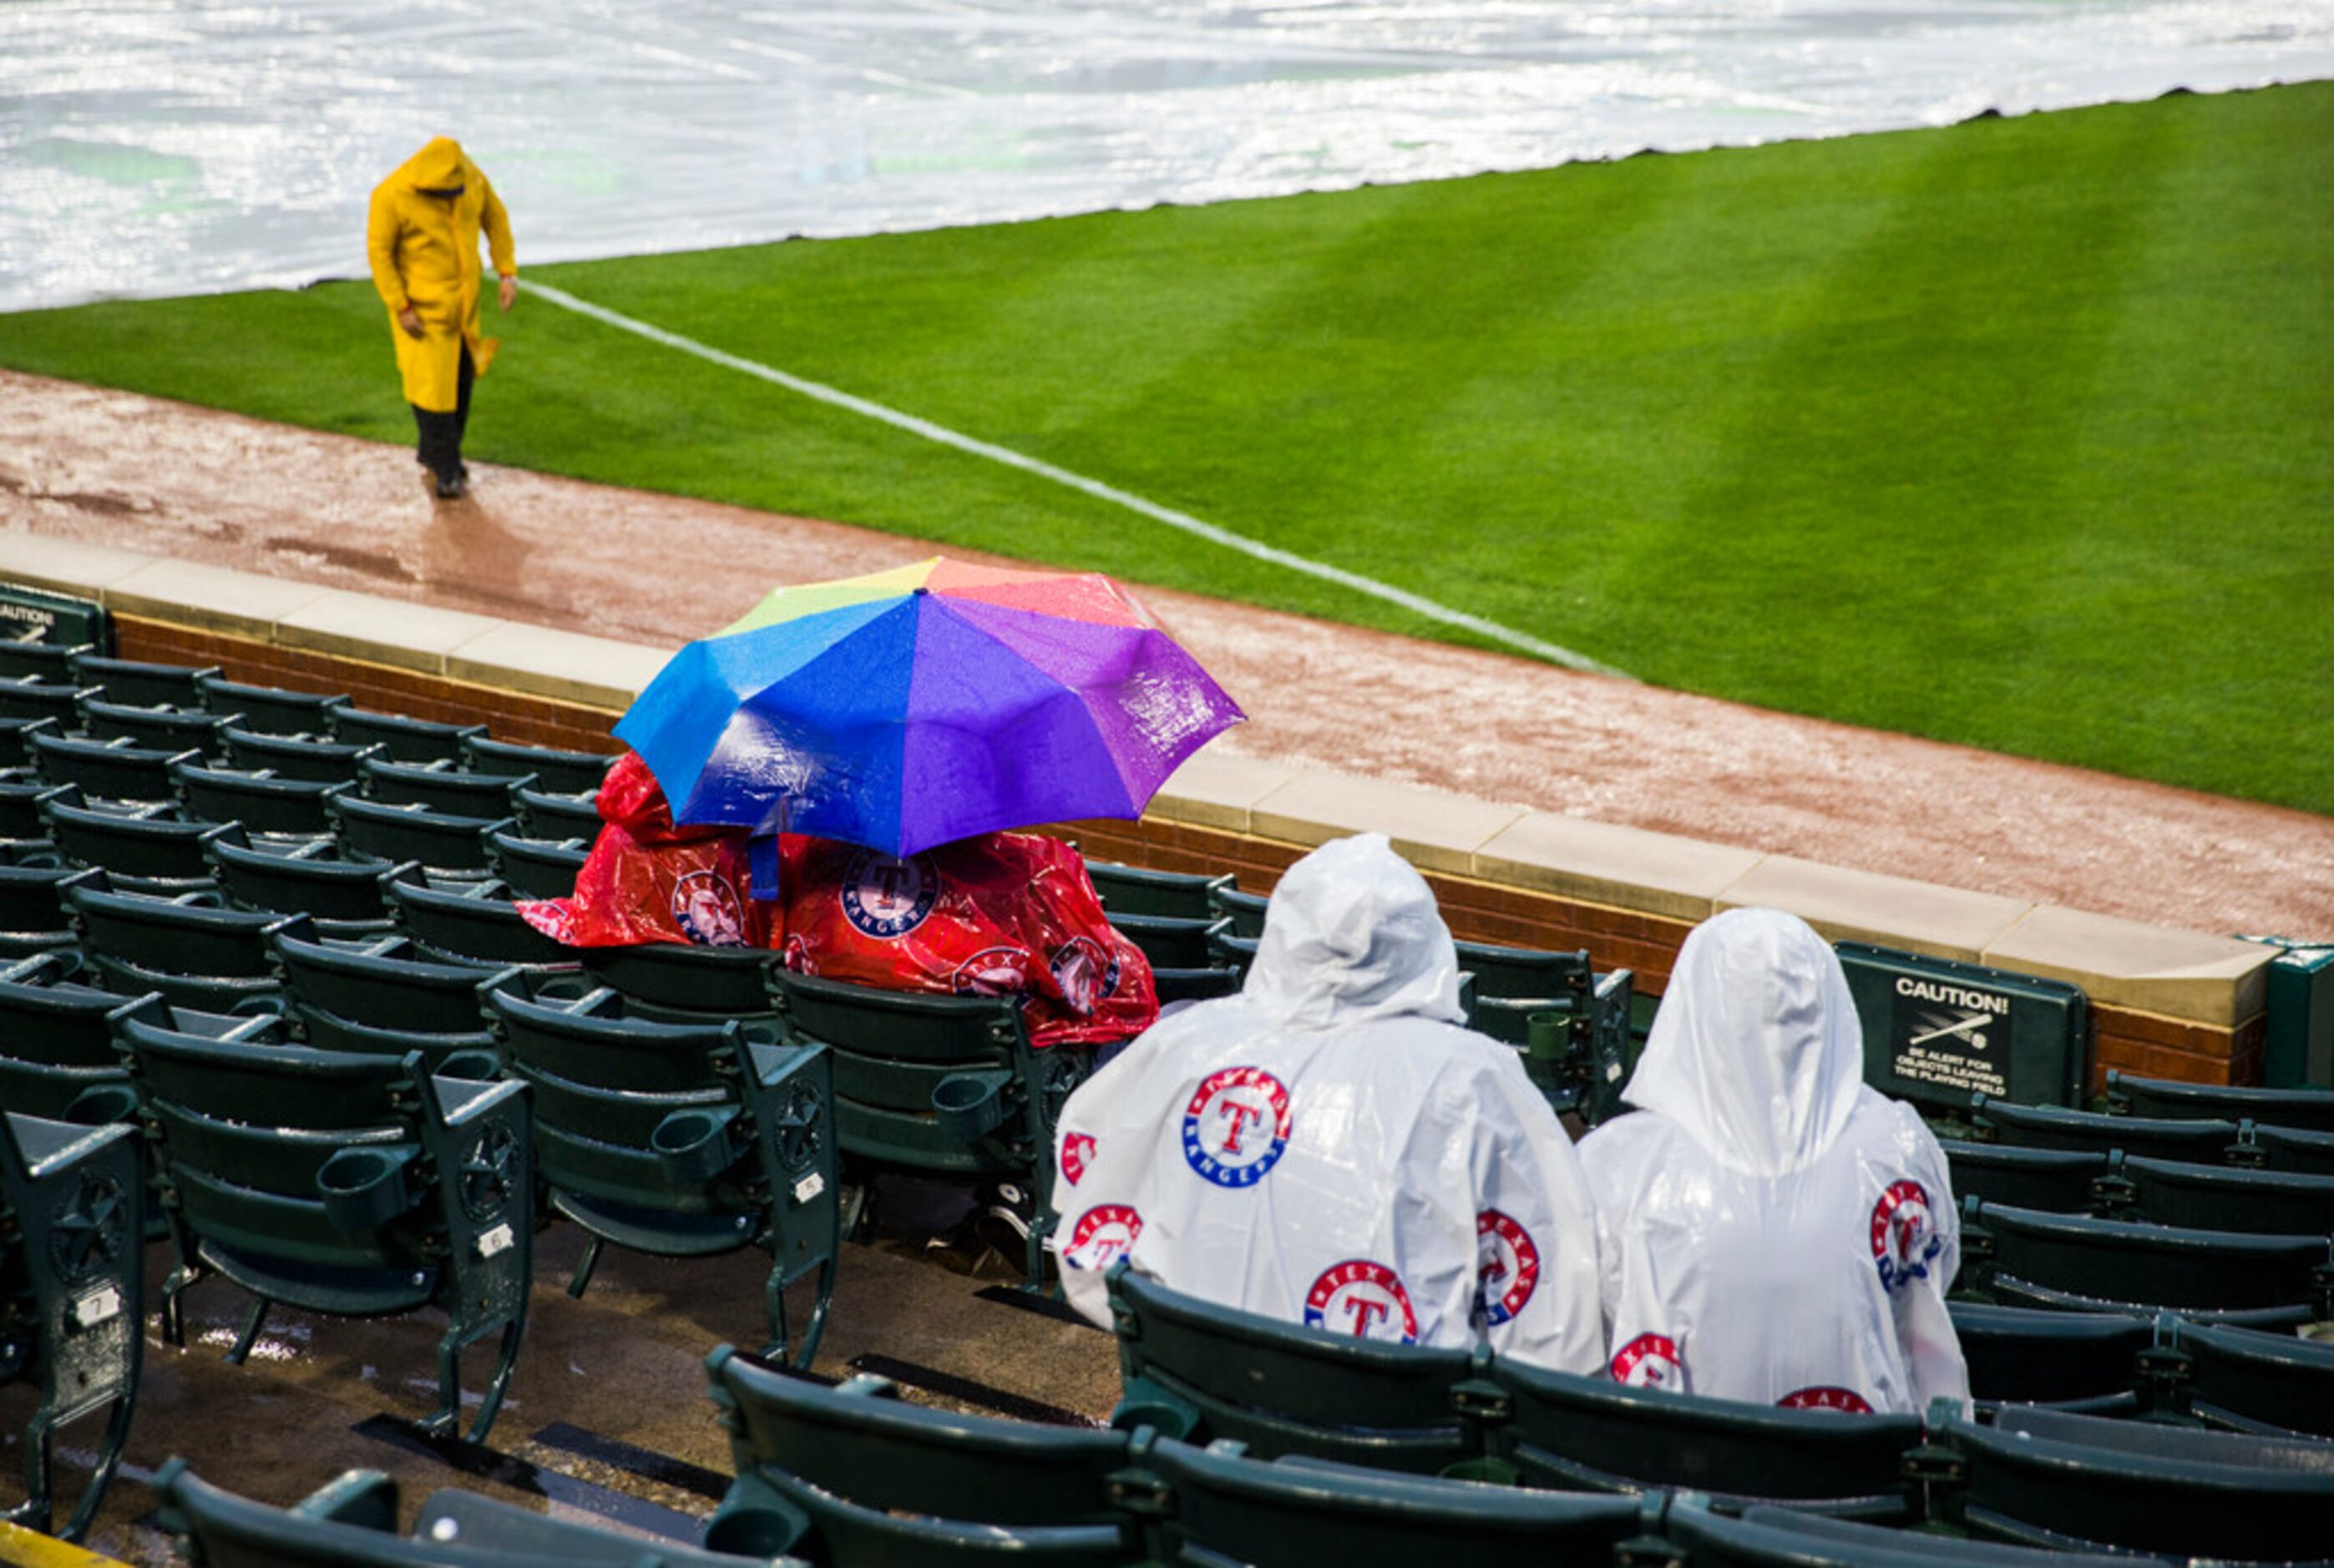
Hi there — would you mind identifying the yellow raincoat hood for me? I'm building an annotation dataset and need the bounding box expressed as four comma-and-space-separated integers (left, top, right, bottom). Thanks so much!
367, 136, 514, 412
397, 135, 470, 194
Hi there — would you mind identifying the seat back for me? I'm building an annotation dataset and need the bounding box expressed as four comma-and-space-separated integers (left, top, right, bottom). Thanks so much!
2241, 1121, 2334, 1176
0, 962, 156, 1120
463, 736, 619, 796
196, 674, 352, 737
41, 797, 238, 888
1105, 1265, 1482, 1472
2108, 1070, 2334, 1135
328, 707, 487, 766
2170, 1319, 2334, 1439
359, 754, 528, 816
0, 776, 73, 843
0, 862, 97, 954
1972, 1095, 2238, 1163
387, 878, 577, 968
67, 654, 215, 709
208, 838, 413, 930
0, 678, 95, 726
80, 698, 228, 756
220, 726, 378, 783
1941, 1140, 2109, 1213
1085, 859, 1231, 920
1946, 1302, 2150, 1414
1111, 913, 1228, 971
68, 883, 303, 1010
513, 785, 603, 839
273, 932, 516, 1040
174, 761, 345, 837
2114, 1152, 2334, 1235
155, 1460, 584, 1568
580, 941, 774, 1020
332, 794, 513, 874
1968, 1198, 2332, 1325
487, 831, 588, 899
29, 729, 197, 804
1209, 883, 1269, 938
1659, 1501, 2134, 1567
0, 643, 85, 681
1492, 1358, 1924, 1518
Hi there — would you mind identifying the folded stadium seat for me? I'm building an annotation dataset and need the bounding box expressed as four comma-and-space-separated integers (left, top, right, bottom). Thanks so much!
154, 1459, 762, 1568
331, 793, 514, 877
387, 877, 579, 969
0, 949, 279, 1125
0, 862, 97, 959
1208, 927, 1258, 975
2166, 1318, 2334, 1439
40, 797, 244, 896
1657, 1500, 2136, 1567
1488, 1358, 1926, 1520
2105, 1151, 2334, 1235
703, 1349, 1137, 1566
0, 778, 73, 869
0, 715, 59, 774
2238, 1120, 2334, 1176
1929, 1404, 2334, 1560
1142, 1440, 1646, 1568
1945, 1302, 2154, 1417
1941, 1140, 2112, 1213
485, 829, 589, 900
463, 734, 620, 797
327, 706, 488, 766
767, 967, 1088, 1290
1102, 1264, 1491, 1474
2107, 1069, 2334, 1136
66, 882, 306, 1014
271, 931, 528, 1071
1150, 965, 1243, 1006
357, 752, 530, 816
28, 729, 200, 807
0, 677, 99, 728
1958, 1196, 2332, 1328
195, 673, 352, 738
66, 652, 216, 710
0, 1109, 144, 1540
206, 837, 418, 938
580, 940, 774, 1024
514, 782, 605, 840
1085, 858, 1233, 920
0, 643, 86, 682
78, 696, 229, 756
1111, 912, 1230, 971
1209, 883, 1269, 938
173, 760, 346, 839
219, 724, 380, 784
487, 987, 838, 1364
124, 1018, 532, 1439
1970, 1093, 2240, 1163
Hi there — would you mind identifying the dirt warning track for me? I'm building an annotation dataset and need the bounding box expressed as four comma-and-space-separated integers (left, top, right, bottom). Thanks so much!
3, 368, 2327, 936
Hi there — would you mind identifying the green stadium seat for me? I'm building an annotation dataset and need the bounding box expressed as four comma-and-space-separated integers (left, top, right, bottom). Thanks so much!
220, 725, 379, 783
271, 931, 519, 1065
1946, 1302, 2153, 1415
1084, 859, 1233, 919
1941, 1140, 2109, 1213
207, 837, 418, 938
1960, 1196, 2332, 1327
2107, 1070, 2334, 1135
579, 940, 772, 1024
1930, 1404, 2334, 1560
0, 715, 59, 773
0, 643, 86, 682
514, 784, 604, 840
125, 1019, 532, 1440
1209, 883, 1268, 938
79, 697, 228, 756
173, 761, 345, 838
1658, 1500, 2133, 1567
359, 752, 530, 815
196, 673, 352, 738
767, 966, 1087, 1289
0, 776, 70, 857
0, 677, 97, 728
67, 653, 215, 709
2238, 1120, 2334, 1176
704, 1349, 1136, 1567
1142, 1439, 1644, 1568
0, 862, 95, 959
0, 953, 276, 1124
29, 729, 199, 805
2164, 1318, 2334, 1439
1476, 968, 1638, 1125
332, 793, 514, 876
1971, 1094, 2239, 1163
487, 829, 589, 899
488, 988, 838, 1364
1491, 1358, 1926, 1519
1210, 928, 1258, 974
2105, 1151, 2334, 1235
67, 882, 304, 1014
0, 1110, 144, 1540
463, 735, 620, 796
1151, 965, 1242, 1005
1113, 912, 1229, 970
388, 878, 579, 969
328, 706, 487, 766
1103, 1264, 1489, 1474
41, 796, 241, 894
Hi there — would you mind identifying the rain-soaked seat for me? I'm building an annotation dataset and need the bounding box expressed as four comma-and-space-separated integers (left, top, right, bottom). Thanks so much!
1103, 1263, 1490, 1475
1970, 1094, 2238, 1164
67, 881, 304, 1014
1475, 966, 1636, 1125
1110, 912, 1228, 972
2104, 1151, 2334, 1235
67, 653, 215, 710
124, 1019, 532, 1441
80, 697, 229, 756
579, 941, 772, 1024
208, 836, 417, 938
196, 673, 351, 738
0, 644, 85, 682
0, 862, 97, 959
2238, 1120, 2334, 1176
0, 950, 278, 1125
387, 877, 579, 969
28, 729, 198, 807
486, 829, 589, 900
2107, 1070, 2334, 1135
358, 752, 531, 816
332, 793, 514, 878
1150, 965, 1243, 1006
1657, 1500, 2136, 1567
463, 735, 620, 797
704, 1350, 1137, 1568
514, 784, 604, 840
327, 706, 487, 766
271, 931, 524, 1070
40, 795, 241, 895
486, 987, 838, 1366
1941, 1140, 2109, 1214
1084, 859, 1233, 920
0, 678, 97, 730
1946, 1302, 2154, 1416
0, 1110, 144, 1541
174, 760, 347, 838
1209, 883, 1269, 938
219, 725, 379, 784
767, 966, 1087, 1290
1959, 1196, 2333, 1328
2162, 1318, 2334, 1439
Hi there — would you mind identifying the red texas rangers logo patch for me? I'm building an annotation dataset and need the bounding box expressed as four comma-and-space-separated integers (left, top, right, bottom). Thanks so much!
1304, 1259, 1419, 1343
1060, 1130, 1096, 1186
671, 869, 747, 947
1474, 1209, 1542, 1327
1181, 1066, 1293, 1188
839, 849, 939, 938
1062, 1204, 1142, 1272
1610, 1332, 1683, 1389
1778, 1386, 1876, 1414
1870, 1179, 1943, 1293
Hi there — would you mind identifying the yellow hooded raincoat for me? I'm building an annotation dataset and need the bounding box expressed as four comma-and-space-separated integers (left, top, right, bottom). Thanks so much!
367, 137, 514, 412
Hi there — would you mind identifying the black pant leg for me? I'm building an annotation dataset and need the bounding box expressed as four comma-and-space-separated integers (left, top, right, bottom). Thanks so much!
413, 404, 462, 485
454, 343, 476, 449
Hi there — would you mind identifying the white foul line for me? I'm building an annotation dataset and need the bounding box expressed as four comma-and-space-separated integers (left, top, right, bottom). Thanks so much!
521, 279, 1632, 678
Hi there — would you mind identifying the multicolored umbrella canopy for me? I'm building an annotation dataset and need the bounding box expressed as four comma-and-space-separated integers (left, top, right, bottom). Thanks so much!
615, 559, 1246, 857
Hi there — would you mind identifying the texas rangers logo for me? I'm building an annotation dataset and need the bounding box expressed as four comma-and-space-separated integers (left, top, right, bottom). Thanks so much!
1181, 1065, 1293, 1187
1779, 1386, 1875, 1414
839, 849, 939, 938
671, 869, 747, 947
953, 946, 1031, 998
1051, 936, 1121, 1014
1060, 1130, 1096, 1186
1304, 1259, 1418, 1343
1062, 1204, 1142, 1271
1610, 1332, 1683, 1389
781, 933, 817, 974
1474, 1209, 1542, 1327
1871, 1179, 1943, 1292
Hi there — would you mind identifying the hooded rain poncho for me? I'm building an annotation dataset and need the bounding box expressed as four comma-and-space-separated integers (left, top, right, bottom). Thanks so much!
367, 137, 514, 412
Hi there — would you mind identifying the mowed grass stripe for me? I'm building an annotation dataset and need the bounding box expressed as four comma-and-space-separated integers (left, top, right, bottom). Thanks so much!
2, 84, 2327, 811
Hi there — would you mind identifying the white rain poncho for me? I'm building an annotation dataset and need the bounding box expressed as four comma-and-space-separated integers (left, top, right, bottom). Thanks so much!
1577, 908, 1969, 1414
1051, 833, 1602, 1372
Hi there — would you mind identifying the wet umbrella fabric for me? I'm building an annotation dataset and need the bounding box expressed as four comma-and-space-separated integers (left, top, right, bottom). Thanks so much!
615, 559, 1244, 857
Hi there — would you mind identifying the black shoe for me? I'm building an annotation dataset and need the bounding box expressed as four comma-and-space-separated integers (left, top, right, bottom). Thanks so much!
433, 474, 467, 501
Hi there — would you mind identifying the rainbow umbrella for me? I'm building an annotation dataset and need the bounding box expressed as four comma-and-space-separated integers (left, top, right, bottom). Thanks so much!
615, 559, 1245, 857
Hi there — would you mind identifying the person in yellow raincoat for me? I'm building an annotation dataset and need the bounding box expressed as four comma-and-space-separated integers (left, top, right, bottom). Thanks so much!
367, 137, 516, 500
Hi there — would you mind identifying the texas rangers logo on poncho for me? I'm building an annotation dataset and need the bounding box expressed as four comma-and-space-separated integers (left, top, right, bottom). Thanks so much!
839, 849, 939, 938
1870, 1179, 1942, 1292
1051, 935, 1121, 1014
671, 869, 747, 947
1778, 1385, 1875, 1414
1610, 1332, 1683, 1389
953, 946, 1031, 998
1304, 1259, 1418, 1343
1060, 1130, 1096, 1186
1473, 1208, 1542, 1327
1181, 1065, 1293, 1188
1062, 1204, 1142, 1271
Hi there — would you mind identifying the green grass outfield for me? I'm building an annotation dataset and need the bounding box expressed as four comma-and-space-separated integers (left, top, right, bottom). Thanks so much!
5, 84, 2330, 813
